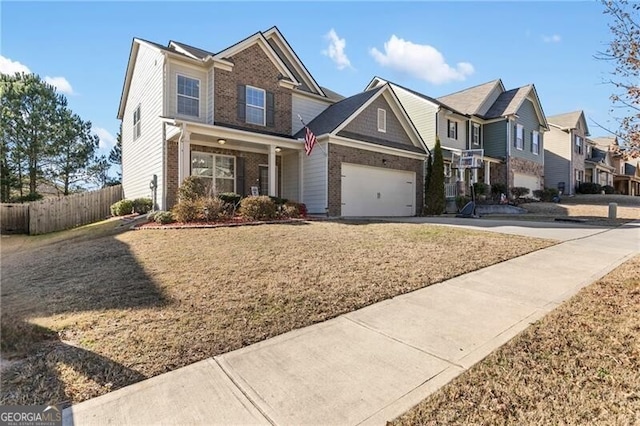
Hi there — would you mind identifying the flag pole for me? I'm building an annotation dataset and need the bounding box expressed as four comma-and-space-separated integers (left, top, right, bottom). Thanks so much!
298, 114, 327, 156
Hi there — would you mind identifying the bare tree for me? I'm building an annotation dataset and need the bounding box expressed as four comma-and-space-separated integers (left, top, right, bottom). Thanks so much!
598, 0, 639, 157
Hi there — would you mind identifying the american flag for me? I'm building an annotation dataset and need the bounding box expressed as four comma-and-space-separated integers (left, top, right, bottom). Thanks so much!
304, 126, 317, 156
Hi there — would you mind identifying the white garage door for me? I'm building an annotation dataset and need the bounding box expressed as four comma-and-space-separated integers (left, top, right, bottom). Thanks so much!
341, 163, 415, 217
513, 173, 540, 196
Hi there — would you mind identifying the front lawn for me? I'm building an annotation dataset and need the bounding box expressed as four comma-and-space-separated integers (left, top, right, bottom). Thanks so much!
0, 220, 554, 406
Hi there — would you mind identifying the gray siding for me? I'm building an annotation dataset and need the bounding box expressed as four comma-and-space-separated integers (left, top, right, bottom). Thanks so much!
512, 100, 544, 165
342, 96, 412, 146
483, 121, 507, 158
544, 126, 572, 193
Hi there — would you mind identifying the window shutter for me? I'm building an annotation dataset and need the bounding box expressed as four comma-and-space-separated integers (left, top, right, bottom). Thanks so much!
530, 131, 533, 152
237, 85, 246, 122
235, 156, 245, 196
266, 91, 275, 127
455, 122, 458, 139
514, 125, 517, 147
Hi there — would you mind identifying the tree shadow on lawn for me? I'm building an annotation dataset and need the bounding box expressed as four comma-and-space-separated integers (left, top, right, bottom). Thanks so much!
0, 230, 166, 406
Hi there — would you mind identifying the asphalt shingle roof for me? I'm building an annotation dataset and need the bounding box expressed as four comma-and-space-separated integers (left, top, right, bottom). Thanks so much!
547, 110, 583, 129
294, 87, 382, 138
169, 40, 215, 59
376, 78, 467, 117
484, 85, 532, 119
588, 147, 608, 163
437, 79, 502, 115
590, 136, 616, 148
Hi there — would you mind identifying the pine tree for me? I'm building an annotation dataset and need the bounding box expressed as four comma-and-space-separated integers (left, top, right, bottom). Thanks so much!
423, 153, 432, 214
425, 138, 446, 215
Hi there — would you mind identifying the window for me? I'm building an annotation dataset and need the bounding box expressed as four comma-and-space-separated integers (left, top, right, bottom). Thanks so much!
532, 130, 540, 155
191, 152, 235, 194
177, 75, 200, 117
575, 135, 583, 154
133, 105, 141, 140
472, 123, 481, 146
246, 86, 265, 125
574, 169, 584, 186
447, 119, 458, 140
377, 108, 386, 133
444, 163, 452, 178
515, 124, 524, 150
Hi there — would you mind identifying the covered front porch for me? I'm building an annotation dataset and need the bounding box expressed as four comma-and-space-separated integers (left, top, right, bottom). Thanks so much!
164, 120, 305, 208
613, 174, 640, 196
585, 162, 614, 187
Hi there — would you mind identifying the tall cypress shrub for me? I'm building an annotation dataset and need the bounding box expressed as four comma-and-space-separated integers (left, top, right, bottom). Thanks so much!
425, 138, 446, 215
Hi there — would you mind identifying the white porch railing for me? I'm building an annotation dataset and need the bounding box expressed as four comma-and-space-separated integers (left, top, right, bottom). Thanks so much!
445, 183, 458, 199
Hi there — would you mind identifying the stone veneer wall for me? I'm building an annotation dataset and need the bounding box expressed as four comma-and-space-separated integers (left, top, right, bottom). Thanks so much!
509, 157, 544, 188
327, 144, 424, 217
166, 142, 280, 209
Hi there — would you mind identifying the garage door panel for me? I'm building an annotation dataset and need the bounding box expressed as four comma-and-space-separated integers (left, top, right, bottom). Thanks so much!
513, 173, 540, 196
341, 163, 415, 217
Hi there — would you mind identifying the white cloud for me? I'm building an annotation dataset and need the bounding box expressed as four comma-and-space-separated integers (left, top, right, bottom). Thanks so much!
0, 55, 31, 75
94, 127, 116, 150
44, 76, 74, 95
542, 34, 562, 43
0, 55, 74, 95
370, 35, 474, 85
322, 29, 352, 70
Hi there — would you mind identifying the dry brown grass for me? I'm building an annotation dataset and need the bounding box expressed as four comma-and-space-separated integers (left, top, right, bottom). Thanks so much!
393, 255, 640, 426
0, 220, 554, 406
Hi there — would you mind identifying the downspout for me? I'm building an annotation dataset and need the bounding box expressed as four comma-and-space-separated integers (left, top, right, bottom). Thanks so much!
162, 122, 167, 210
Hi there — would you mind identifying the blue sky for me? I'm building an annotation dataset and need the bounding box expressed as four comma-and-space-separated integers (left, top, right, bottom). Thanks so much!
1, 1, 618, 165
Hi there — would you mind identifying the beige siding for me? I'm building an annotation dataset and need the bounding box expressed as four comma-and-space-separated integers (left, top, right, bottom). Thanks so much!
281, 151, 300, 202
166, 59, 208, 124
393, 86, 438, 150
437, 113, 467, 151
122, 43, 165, 208
302, 141, 328, 214
292, 92, 332, 135
543, 126, 571, 193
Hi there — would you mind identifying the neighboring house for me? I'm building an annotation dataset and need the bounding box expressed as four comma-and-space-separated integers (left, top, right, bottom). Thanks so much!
544, 110, 590, 195
437, 79, 549, 197
117, 27, 427, 217
585, 138, 615, 187
593, 136, 640, 196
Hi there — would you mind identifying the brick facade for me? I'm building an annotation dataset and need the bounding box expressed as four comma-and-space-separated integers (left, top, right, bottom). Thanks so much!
166, 142, 281, 209
214, 44, 292, 136
327, 144, 424, 217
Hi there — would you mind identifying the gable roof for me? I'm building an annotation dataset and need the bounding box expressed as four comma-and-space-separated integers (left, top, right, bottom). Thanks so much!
547, 110, 589, 135
484, 85, 531, 118
294, 84, 427, 155
168, 40, 215, 60
587, 146, 608, 163
437, 79, 504, 115
366, 76, 468, 117
590, 136, 617, 148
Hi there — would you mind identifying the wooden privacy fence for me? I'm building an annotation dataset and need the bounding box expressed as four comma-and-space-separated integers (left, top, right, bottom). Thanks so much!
0, 204, 30, 234
0, 185, 123, 235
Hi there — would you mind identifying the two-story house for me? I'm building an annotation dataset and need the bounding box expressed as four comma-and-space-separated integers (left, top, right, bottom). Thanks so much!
117, 27, 428, 217
585, 138, 615, 187
592, 136, 640, 196
437, 79, 549, 197
544, 110, 590, 195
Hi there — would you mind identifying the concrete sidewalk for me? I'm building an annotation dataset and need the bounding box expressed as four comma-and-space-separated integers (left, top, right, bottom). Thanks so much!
63, 221, 640, 426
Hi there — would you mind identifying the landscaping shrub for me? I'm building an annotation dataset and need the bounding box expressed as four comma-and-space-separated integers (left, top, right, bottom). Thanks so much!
239, 196, 277, 221
533, 187, 560, 202
218, 192, 242, 207
491, 183, 507, 199
510, 186, 530, 199
12, 193, 43, 203
472, 182, 489, 196
132, 197, 153, 214
281, 201, 307, 218
154, 211, 175, 225
268, 196, 288, 206
424, 138, 446, 215
577, 182, 602, 194
178, 176, 209, 202
602, 185, 615, 194
202, 197, 225, 221
110, 199, 134, 216
172, 199, 202, 223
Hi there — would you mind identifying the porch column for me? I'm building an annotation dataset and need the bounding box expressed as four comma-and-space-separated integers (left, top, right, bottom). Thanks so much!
268, 144, 277, 196
178, 128, 191, 185
484, 161, 490, 185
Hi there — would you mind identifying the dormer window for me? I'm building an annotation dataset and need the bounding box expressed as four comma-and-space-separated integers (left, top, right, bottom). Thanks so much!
177, 75, 200, 117
377, 108, 386, 133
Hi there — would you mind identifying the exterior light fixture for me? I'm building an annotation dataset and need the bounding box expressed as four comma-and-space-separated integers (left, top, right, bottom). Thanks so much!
217, 139, 226, 145
275, 146, 282, 153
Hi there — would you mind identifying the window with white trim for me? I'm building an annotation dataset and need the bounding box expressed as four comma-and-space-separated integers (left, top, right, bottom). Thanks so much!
447, 119, 458, 140
133, 105, 141, 140
377, 108, 387, 133
472, 123, 481, 145
575, 135, 583, 154
177, 75, 200, 117
246, 86, 265, 126
191, 152, 236, 194
515, 124, 524, 150
532, 130, 540, 155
